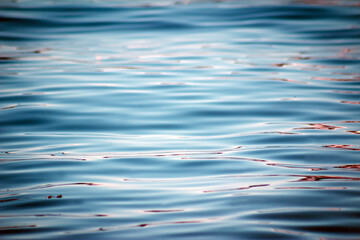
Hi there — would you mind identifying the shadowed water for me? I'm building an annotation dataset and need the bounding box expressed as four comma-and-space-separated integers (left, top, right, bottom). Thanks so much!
1, 0, 360, 239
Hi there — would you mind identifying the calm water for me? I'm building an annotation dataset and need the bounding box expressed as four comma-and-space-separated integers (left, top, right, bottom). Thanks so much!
1, 0, 360, 239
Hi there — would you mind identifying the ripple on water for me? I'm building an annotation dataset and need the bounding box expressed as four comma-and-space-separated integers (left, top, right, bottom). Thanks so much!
1, 0, 360, 239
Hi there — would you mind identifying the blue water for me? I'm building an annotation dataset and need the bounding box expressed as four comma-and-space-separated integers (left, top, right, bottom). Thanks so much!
1, 0, 360, 239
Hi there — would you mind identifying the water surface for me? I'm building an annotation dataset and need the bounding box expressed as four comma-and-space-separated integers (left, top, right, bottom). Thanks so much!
1, 0, 360, 239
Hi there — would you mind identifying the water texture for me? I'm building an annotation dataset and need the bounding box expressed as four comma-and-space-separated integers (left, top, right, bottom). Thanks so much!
1, 0, 360, 239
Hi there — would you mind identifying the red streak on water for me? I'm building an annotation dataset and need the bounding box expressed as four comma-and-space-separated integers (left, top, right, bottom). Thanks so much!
0, 225, 36, 230
0, 198, 18, 202
340, 101, 360, 105
312, 77, 359, 82
277, 131, 298, 134
346, 131, 360, 134
295, 123, 343, 130
267, 163, 325, 171
144, 210, 183, 213
137, 220, 203, 228
324, 145, 360, 151
335, 164, 360, 170
294, 175, 360, 182
338, 120, 360, 123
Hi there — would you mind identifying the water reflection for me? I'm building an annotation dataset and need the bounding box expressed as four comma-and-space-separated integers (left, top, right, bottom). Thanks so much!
1, 0, 360, 239
323, 144, 360, 151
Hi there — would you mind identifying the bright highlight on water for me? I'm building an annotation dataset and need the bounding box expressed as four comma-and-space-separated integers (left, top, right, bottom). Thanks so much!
1, 0, 360, 239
